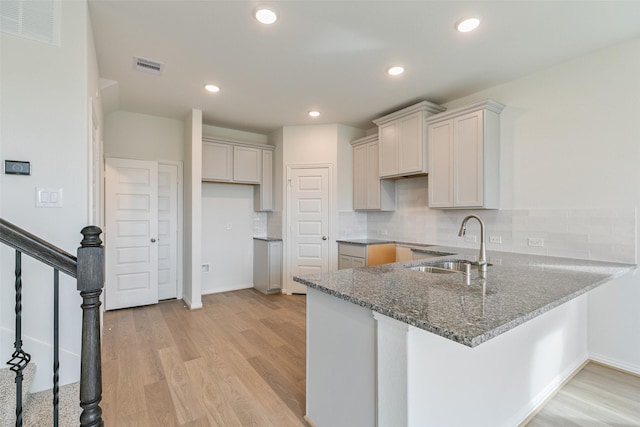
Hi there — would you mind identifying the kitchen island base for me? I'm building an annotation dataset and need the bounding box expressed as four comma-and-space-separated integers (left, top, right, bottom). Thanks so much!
306, 287, 589, 427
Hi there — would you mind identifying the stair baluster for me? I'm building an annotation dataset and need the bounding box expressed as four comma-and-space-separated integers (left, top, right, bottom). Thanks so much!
53, 269, 60, 427
8, 250, 31, 427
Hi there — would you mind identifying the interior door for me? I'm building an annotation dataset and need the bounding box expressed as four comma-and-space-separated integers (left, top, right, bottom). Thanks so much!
288, 167, 330, 294
157, 163, 178, 300
105, 158, 158, 310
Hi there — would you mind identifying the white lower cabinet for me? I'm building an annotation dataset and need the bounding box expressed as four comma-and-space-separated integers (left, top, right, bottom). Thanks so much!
253, 238, 282, 294
338, 242, 396, 270
427, 99, 505, 209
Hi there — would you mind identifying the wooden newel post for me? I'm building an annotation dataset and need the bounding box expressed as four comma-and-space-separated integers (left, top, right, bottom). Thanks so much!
77, 226, 104, 427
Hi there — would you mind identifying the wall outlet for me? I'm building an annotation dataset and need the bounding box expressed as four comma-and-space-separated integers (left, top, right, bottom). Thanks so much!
226, 223, 232, 230
528, 237, 544, 247
201, 263, 210, 273
489, 235, 502, 244
465, 235, 477, 243
381, 229, 388, 236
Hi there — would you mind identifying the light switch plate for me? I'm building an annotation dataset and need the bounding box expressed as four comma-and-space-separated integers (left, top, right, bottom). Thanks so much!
36, 187, 63, 208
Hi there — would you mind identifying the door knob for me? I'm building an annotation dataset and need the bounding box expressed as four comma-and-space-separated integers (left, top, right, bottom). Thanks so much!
150, 238, 157, 243
322, 236, 327, 240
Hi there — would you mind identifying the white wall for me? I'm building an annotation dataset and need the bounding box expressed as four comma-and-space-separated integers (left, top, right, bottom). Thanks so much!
280, 124, 362, 292
104, 111, 184, 161
0, 0, 94, 391
368, 37, 640, 374
183, 109, 203, 309
203, 124, 268, 145
201, 183, 255, 294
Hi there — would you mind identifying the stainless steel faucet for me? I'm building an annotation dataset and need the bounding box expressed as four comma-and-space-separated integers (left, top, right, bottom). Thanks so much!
458, 214, 487, 273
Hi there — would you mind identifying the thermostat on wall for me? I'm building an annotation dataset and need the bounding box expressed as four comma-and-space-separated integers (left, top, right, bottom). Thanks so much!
4, 160, 31, 175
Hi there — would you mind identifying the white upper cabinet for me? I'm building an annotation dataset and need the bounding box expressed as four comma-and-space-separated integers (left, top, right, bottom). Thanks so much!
351, 134, 395, 211
202, 138, 274, 211
254, 149, 273, 211
233, 145, 261, 184
202, 141, 233, 181
427, 99, 505, 209
373, 101, 445, 179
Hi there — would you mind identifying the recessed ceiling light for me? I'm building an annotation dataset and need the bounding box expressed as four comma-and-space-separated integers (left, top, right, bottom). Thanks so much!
387, 66, 405, 76
255, 7, 277, 24
308, 111, 320, 118
456, 17, 480, 33
204, 84, 220, 93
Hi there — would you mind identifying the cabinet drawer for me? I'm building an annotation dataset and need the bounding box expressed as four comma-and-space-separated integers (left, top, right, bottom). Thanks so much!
338, 244, 366, 258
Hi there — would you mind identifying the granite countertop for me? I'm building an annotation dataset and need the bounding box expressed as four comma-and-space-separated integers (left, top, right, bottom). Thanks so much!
336, 238, 396, 245
294, 246, 636, 347
253, 237, 283, 241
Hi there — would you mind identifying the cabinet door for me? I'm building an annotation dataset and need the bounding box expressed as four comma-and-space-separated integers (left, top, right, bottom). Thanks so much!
255, 150, 273, 211
351, 257, 366, 268
233, 146, 261, 183
428, 120, 454, 207
353, 144, 368, 210
268, 241, 282, 291
454, 110, 484, 207
338, 255, 353, 270
398, 112, 423, 174
366, 142, 381, 209
378, 122, 398, 177
202, 142, 233, 181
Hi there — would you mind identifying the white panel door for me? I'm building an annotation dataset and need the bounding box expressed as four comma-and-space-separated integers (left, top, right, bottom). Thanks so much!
105, 158, 158, 310
289, 167, 329, 294
157, 163, 178, 300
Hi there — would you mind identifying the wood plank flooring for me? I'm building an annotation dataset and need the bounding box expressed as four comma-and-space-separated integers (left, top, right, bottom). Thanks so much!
525, 362, 640, 426
101, 289, 307, 426
102, 289, 640, 427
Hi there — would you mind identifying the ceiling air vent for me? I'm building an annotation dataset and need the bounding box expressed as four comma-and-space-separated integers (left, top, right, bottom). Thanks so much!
134, 56, 164, 75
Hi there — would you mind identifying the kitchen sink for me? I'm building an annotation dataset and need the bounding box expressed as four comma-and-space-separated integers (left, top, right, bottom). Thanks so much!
406, 265, 459, 274
405, 259, 492, 275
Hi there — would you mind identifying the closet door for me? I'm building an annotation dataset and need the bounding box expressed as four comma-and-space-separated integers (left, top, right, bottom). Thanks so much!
105, 158, 159, 310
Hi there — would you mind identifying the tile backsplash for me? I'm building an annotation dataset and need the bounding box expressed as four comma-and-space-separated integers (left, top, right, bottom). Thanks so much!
344, 177, 637, 264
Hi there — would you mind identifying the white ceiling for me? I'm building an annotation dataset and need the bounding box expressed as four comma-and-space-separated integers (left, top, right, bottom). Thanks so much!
89, 1, 640, 135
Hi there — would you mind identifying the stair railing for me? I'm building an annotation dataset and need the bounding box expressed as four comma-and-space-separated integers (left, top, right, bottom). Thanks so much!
0, 218, 104, 427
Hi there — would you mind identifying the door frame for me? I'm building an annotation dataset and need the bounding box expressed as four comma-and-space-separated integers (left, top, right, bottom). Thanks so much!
104, 157, 184, 304
285, 163, 334, 295
158, 160, 184, 301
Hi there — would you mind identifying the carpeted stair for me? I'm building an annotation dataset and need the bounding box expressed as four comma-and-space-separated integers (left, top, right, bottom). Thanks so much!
0, 364, 81, 427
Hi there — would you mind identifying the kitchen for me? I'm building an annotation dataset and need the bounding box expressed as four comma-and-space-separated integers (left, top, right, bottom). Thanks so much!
2, 1, 639, 425
96, 2, 640, 425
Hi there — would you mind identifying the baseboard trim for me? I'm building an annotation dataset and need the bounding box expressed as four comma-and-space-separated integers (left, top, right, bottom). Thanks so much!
516, 357, 589, 427
303, 415, 317, 427
589, 352, 640, 377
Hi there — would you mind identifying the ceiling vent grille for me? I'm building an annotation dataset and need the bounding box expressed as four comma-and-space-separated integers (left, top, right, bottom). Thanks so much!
0, 0, 61, 46
134, 56, 164, 75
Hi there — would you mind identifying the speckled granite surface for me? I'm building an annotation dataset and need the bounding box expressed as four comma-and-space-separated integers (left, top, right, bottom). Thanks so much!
336, 238, 396, 245
253, 237, 283, 241
294, 246, 636, 347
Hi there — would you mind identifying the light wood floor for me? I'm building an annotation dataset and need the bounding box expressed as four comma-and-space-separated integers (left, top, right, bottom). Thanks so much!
525, 361, 640, 426
101, 289, 307, 426
102, 289, 640, 427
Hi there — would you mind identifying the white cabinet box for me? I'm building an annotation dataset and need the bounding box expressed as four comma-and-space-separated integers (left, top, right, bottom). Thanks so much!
337, 242, 396, 270
253, 238, 282, 294
427, 99, 505, 209
373, 101, 445, 179
202, 137, 274, 211
351, 134, 395, 211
